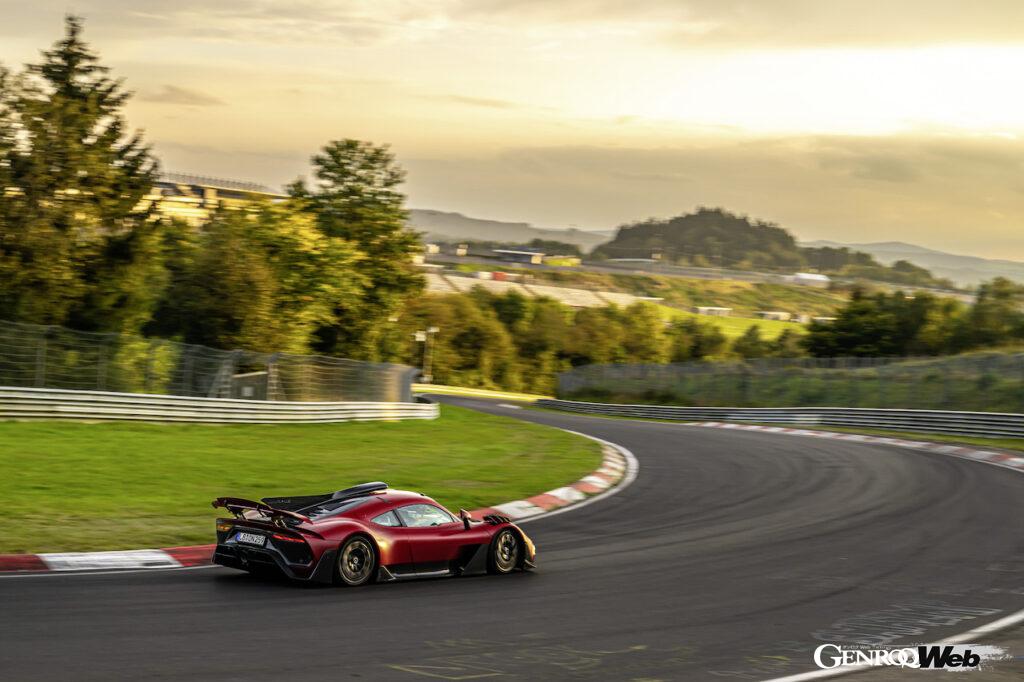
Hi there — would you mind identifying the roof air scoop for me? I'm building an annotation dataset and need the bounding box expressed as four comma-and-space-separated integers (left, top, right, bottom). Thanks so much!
331, 482, 388, 500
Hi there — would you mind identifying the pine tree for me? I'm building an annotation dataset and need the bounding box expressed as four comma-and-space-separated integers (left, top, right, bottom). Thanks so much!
732, 325, 770, 359
289, 139, 423, 360
0, 16, 160, 330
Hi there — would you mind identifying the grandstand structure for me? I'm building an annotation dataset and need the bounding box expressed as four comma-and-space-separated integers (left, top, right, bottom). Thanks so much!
424, 273, 661, 309
141, 173, 288, 226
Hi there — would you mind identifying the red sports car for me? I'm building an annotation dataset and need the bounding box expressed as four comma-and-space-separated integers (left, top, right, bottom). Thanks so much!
212, 482, 536, 586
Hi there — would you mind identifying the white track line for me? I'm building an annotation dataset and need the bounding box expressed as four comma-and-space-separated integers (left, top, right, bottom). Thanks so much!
0, 564, 221, 579
762, 607, 1024, 681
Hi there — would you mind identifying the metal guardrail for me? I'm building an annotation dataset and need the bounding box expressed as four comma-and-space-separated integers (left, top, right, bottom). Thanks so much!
536, 399, 1024, 438
0, 387, 438, 424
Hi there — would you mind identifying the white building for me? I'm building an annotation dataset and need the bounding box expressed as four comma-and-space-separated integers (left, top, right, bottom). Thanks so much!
755, 311, 792, 321
694, 306, 732, 317
493, 248, 545, 265
788, 272, 832, 288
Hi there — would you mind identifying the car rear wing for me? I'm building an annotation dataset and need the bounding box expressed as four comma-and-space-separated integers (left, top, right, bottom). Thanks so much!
212, 497, 311, 525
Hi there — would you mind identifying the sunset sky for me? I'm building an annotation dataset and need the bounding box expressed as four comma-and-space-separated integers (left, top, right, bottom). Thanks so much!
3, 1, 1024, 258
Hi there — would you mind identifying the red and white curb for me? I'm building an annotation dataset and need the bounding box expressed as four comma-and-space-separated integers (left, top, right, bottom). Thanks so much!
471, 435, 634, 522
695, 422, 1024, 474
0, 432, 636, 575
0, 545, 223, 573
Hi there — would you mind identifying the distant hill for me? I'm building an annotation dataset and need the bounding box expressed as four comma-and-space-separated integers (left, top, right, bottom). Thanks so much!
801, 240, 1024, 287
593, 208, 955, 289
407, 209, 612, 252
593, 207, 804, 268
409, 207, 1003, 288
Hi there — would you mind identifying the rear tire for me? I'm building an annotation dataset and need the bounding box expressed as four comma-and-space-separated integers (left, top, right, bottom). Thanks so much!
334, 536, 377, 586
488, 529, 520, 574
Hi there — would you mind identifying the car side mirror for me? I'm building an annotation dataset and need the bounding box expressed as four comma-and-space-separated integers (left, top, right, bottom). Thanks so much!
459, 509, 472, 530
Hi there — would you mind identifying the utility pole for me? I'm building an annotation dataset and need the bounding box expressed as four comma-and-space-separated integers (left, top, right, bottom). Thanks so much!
414, 326, 440, 384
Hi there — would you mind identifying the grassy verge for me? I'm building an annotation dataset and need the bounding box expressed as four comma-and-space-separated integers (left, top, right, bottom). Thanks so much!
655, 305, 802, 340
741, 423, 1024, 453
452, 262, 847, 317
0, 405, 600, 554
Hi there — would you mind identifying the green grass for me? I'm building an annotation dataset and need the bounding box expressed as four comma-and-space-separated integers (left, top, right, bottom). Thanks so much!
454, 261, 833, 341
656, 305, 803, 340
0, 405, 600, 554
453, 262, 848, 317
743, 424, 1024, 454
709, 315, 802, 340
645, 276, 846, 317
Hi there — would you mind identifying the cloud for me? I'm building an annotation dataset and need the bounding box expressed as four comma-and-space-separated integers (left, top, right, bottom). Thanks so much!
30, 1, 449, 46
0, 1, 444, 45
659, 2, 1024, 49
816, 151, 921, 183
610, 170, 691, 184
458, 0, 1024, 48
137, 85, 225, 106
5, 0, 1024, 51
418, 93, 522, 109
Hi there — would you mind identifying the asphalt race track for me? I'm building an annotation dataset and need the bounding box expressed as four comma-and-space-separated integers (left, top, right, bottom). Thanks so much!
3, 396, 1023, 681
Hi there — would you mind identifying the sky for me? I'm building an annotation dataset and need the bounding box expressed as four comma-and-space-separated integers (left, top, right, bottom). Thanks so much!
2, 1, 1024, 258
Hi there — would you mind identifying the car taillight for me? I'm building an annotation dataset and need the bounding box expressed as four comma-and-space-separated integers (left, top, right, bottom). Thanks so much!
216, 521, 233, 533
272, 532, 305, 543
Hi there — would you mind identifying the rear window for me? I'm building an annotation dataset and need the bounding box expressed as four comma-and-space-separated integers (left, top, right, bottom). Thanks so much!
303, 497, 370, 521
371, 511, 401, 527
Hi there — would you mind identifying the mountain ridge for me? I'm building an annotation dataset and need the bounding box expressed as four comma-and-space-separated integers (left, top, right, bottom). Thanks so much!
407, 208, 613, 251
801, 239, 1024, 286
408, 207, 1022, 286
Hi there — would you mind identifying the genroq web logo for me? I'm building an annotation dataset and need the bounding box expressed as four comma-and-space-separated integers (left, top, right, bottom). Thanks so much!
813, 644, 985, 670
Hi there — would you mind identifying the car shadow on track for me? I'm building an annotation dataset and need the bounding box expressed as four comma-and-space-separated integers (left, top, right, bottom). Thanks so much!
209, 567, 537, 594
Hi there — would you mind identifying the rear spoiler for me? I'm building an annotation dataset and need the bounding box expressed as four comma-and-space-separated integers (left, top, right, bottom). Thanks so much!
212, 497, 311, 524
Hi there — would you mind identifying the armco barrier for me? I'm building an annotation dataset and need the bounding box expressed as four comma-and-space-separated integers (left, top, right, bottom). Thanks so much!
0, 387, 438, 424
536, 399, 1024, 438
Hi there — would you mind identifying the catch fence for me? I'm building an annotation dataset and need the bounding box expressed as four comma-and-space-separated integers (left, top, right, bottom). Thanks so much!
0, 320, 416, 403
558, 354, 1024, 413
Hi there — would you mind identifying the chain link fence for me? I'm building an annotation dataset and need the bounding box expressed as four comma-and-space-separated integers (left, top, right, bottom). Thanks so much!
0, 320, 417, 402
558, 354, 1024, 413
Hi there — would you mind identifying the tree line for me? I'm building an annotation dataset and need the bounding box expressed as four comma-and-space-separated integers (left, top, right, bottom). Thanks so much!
410, 279, 1024, 393
802, 279, 1024, 357
3, 17, 1023, 397
400, 291, 805, 394
0, 17, 421, 361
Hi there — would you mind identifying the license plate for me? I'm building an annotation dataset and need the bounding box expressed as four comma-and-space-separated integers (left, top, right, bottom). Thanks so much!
236, 532, 265, 546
